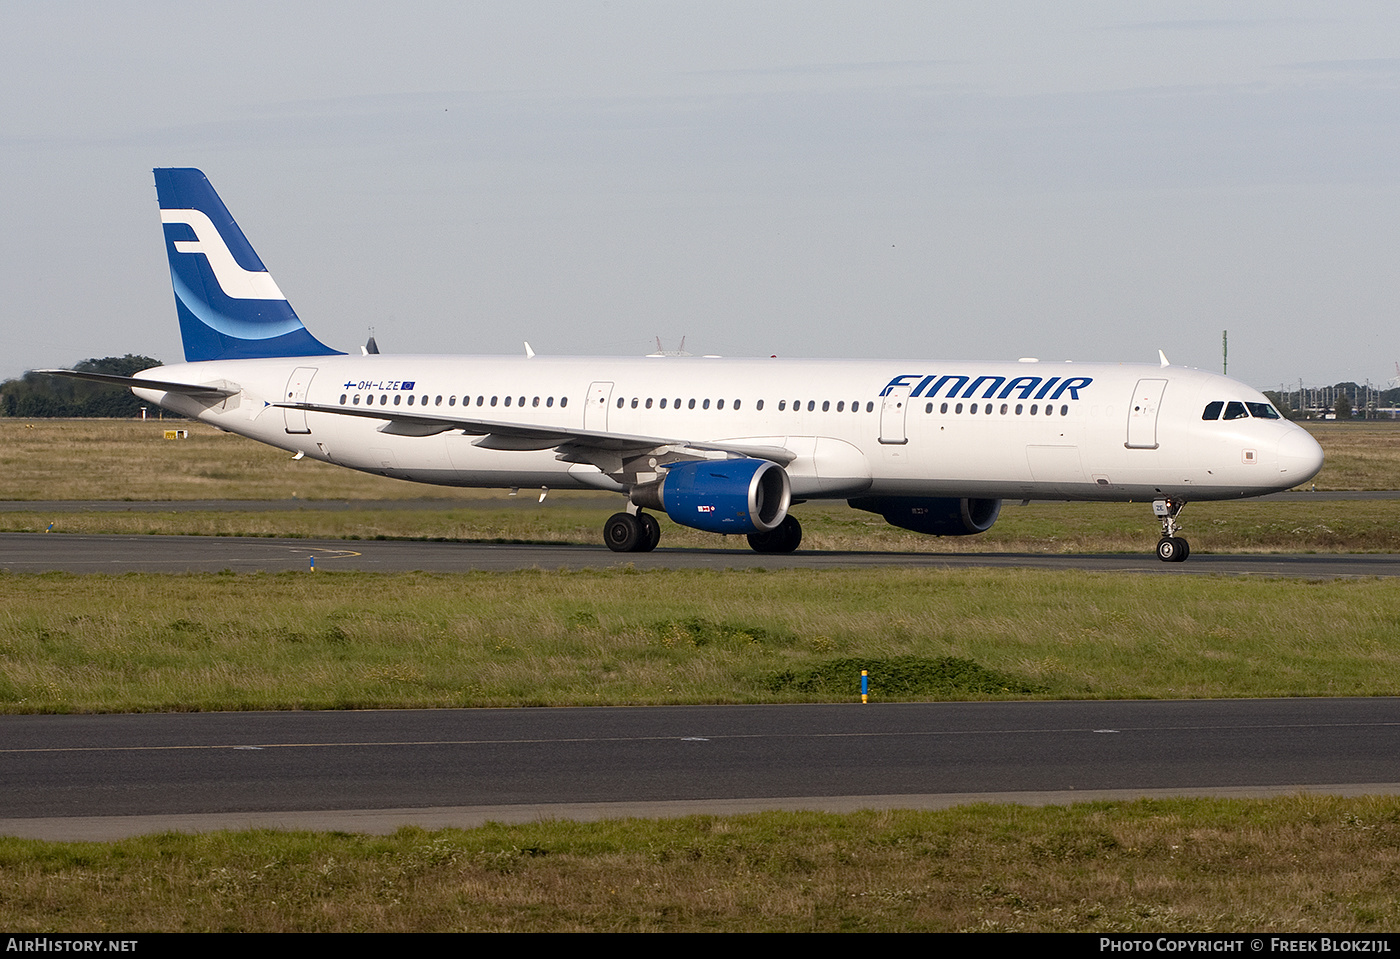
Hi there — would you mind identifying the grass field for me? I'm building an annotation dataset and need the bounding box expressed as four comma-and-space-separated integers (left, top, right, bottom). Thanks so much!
4, 567, 1400, 712
4, 798, 1400, 932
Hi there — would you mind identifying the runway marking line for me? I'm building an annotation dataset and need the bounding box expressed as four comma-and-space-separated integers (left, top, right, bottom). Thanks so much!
5, 720, 1399, 754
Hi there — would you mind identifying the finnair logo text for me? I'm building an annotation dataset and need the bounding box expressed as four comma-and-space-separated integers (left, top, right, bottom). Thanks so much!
879, 373, 1093, 401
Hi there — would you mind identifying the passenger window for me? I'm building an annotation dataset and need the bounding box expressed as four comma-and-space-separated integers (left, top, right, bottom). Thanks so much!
1223, 402, 1248, 420
394, 395, 402, 406
955, 403, 963, 414
352, 395, 360, 405
924, 402, 932, 413
1000, 404, 1008, 415
807, 400, 815, 412
617, 398, 624, 408
448, 396, 456, 406
778, 400, 786, 411
559, 397, 567, 408
1015, 404, 1023, 415
339, 394, 347, 404
940, 403, 948, 414
659, 398, 667, 409
1202, 401, 1223, 420
866, 402, 874, 412
533, 397, 540, 407
645, 398, 653, 409
1060, 405, 1068, 416
717, 399, 724, 410
491, 396, 498, 407
734, 399, 741, 410
631, 398, 638, 408
407, 395, 415, 406
688, 399, 696, 409
1030, 404, 1037, 415
756, 400, 764, 411
703, 399, 711, 409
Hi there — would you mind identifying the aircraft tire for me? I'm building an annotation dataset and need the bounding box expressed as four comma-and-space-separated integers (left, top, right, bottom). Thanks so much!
1156, 536, 1189, 563
748, 515, 802, 553
604, 512, 644, 552
638, 513, 661, 552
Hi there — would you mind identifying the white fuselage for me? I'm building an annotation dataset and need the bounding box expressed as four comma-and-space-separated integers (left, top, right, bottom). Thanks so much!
135, 354, 1323, 504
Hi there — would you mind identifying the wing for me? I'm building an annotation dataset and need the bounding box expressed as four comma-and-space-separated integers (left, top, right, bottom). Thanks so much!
276, 400, 796, 477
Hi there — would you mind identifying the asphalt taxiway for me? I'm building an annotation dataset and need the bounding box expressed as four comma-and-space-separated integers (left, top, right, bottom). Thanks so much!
2, 531, 1399, 576
3, 699, 1398, 840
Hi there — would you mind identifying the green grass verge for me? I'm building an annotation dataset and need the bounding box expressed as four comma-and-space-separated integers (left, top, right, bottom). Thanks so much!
4, 567, 1400, 712
4, 798, 1400, 931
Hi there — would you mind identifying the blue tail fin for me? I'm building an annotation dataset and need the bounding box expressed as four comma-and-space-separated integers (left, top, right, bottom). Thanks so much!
154, 168, 342, 362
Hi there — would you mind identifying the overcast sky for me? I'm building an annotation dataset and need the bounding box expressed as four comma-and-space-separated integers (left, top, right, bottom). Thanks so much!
3, 1, 1399, 389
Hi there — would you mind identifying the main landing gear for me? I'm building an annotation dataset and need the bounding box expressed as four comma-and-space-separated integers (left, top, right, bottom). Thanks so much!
747, 514, 803, 553
1153, 498, 1190, 563
601, 511, 803, 554
604, 511, 661, 553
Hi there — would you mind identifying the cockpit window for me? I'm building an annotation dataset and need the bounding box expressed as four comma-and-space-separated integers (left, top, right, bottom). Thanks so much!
1223, 401, 1249, 420
1202, 401, 1223, 420
1247, 402, 1281, 419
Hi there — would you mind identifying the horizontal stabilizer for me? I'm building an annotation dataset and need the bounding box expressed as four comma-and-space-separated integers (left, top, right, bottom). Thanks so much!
35, 369, 238, 398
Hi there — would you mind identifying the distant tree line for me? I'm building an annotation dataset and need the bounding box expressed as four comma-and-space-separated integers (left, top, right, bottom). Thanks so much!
0, 355, 163, 418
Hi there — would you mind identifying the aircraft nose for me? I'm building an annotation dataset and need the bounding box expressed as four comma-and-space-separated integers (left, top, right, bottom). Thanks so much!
1277, 428, 1324, 484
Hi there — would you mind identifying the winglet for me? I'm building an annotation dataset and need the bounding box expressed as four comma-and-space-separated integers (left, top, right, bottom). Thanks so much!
1158, 349, 1170, 368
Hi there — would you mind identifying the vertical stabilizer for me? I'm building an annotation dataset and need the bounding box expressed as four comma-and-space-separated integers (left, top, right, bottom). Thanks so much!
154, 168, 342, 362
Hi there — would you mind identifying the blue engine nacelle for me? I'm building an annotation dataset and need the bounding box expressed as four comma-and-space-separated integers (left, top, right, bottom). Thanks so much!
848, 496, 1001, 536
636, 459, 791, 534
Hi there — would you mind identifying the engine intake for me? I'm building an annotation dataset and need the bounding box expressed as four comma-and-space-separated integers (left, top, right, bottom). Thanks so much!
849, 496, 1001, 536
633, 459, 790, 534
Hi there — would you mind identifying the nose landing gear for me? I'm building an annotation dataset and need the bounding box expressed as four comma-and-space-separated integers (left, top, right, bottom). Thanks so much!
1153, 498, 1190, 562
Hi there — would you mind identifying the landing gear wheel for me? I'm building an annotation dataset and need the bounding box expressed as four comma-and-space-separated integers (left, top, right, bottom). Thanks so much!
1151, 498, 1190, 563
637, 512, 661, 552
1156, 536, 1190, 563
747, 514, 803, 553
604, 512, 643, 552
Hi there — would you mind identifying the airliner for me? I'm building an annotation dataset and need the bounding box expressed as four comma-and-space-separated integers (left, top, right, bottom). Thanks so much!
41, 169, 1325, 561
